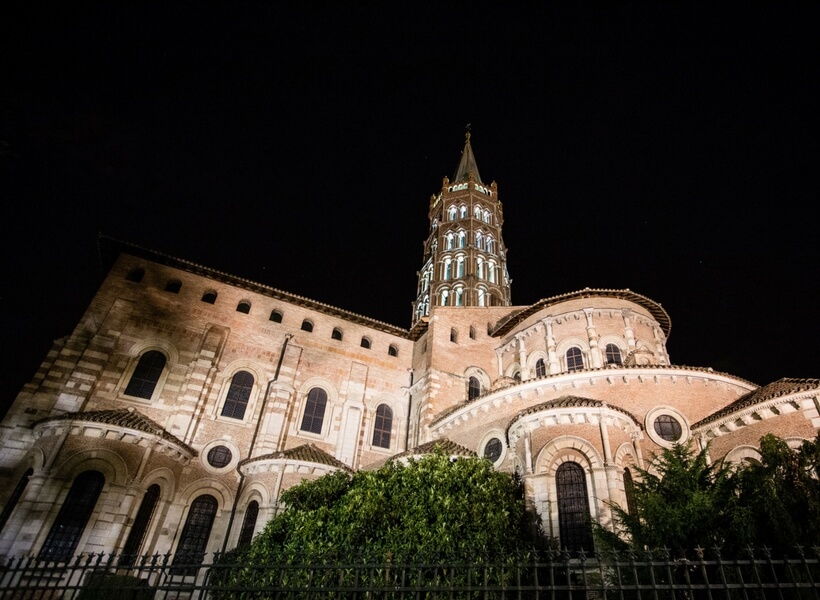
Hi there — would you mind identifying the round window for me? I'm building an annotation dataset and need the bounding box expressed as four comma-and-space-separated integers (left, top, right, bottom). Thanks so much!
483, 438, 503, 463
653, 414, 682, 442
207, 445, 233, 468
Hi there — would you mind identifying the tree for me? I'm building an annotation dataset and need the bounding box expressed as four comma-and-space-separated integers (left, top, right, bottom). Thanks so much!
595, 443, 749, 556
735, 432, 820, 553
211, 449, 540, 596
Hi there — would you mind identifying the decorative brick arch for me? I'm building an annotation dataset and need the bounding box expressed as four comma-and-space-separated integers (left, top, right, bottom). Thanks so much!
53, 448, 129, 486
535, 435, 603, 475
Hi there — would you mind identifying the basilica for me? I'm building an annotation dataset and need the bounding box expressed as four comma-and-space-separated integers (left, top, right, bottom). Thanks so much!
0, 134, 817, 560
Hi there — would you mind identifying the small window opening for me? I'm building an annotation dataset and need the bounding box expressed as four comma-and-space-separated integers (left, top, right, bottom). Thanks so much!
236, 301, 251, 314
469, 325, 476, 340
301, 320, 313, 332
450, 328, 458, 343
360, 336, 371, 349
332, 328, 343, 341
126, 268, 145, 283
201, 291, 217, 304
388, 344, 398, 357
164, 280, 182, 293
269, 310, 283, 323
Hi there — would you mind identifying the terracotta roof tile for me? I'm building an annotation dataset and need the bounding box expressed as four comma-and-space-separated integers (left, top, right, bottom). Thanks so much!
693, 378, 820, 428
33, 408, 195, 455
241, 443, 353, 471
390, 438, 476, 460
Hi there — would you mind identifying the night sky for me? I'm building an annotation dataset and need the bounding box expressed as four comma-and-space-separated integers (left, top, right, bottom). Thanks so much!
2, 3, 818, 418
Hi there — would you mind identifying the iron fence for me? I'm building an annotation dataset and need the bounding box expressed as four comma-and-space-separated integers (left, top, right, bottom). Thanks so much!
0, 547, 818, 600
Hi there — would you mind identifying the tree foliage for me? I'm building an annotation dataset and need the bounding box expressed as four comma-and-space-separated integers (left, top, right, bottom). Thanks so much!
210, 450, 540, 597
596, 432, 820, 557
735, 432, 820, 552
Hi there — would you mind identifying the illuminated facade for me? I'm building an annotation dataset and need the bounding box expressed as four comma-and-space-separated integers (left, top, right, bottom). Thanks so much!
0, 135, 817, 559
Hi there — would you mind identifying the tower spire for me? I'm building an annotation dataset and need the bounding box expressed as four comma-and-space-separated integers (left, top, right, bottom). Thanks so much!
411, 134, 511, 325
453, 130, 483, 184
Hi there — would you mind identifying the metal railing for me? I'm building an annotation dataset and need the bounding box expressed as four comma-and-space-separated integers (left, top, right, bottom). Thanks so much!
1, 546, 818, 600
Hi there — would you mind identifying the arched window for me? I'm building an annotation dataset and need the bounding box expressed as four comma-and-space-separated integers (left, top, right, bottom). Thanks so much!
456, 256, 465, 278
483, 209, 491, 223
331, 328, 343, 341
124, 350, 166, 399
477, 288, 486, 306
566, 347, 584, 372
440, 289, 449, 306
120, 484, 161, 565
556, 462, 593, 554
443, 258, 452, 280
237, 501, 259, 548
535, 358, 547, 378
269, 310, 283, 323
300, 387, 328, 434
624, 468, 637, 516
39, 470, 105, 562
605, 344, 622, 365
201, 291, 217, 304
0, 468, 32, 534
459, 205, 467, 219
372, 404, 393, 448
126, 268, 144, 283
236, 301, 251, 314
468, 376, 481, 401
485, 236, 494, 253
164, 279, 181, 293
388, 344, 398, 357
474, 205, 481, 220
477, 257, 484, 280
301, 320, 313, 332
176, 495, 218, 567
360, 337, 371, 349
221, 371, 254, 419
455, 287, 464, 306
448, 205, 457, 220
488, 262, 496, 283
446, 233, 454, 250
475, 231, 483, 249
450, 328, 458, 343
457, 231, 466, 248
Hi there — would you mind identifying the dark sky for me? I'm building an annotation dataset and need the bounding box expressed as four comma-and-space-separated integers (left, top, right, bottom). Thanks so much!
2, 3, 818, 417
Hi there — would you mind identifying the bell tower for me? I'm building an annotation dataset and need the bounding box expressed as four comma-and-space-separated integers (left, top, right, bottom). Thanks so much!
412, 133, 511, 325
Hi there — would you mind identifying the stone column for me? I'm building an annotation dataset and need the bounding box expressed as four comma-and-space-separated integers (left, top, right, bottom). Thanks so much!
584, 309, 602, 368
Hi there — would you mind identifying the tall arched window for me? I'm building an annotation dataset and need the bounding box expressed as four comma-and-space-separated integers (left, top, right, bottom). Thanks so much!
566, 347, 584, 372
443, 258, 452, 280
535, 358, 547, 378
446, 233, 454, 250
300, 387, 328, 434
440, 289, 450, 306
0, 468, 32, 534
468, 376, 481, 401
624, 468, 637, 516
605, 344, 623, 365
176, 494, 218, 568
124, 350, 166, 399
237, 501, 259, 548
39, 470, 105, 562
455, 288, 464, 306
556, 462, 593, 554
221, 371, 254, 419
448, 206, 457, 220
372, 404, 393, 448
120, 484, 161, 564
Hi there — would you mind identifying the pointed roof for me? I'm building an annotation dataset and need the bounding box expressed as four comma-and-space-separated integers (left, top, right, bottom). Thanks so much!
453, 132, 483, 184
